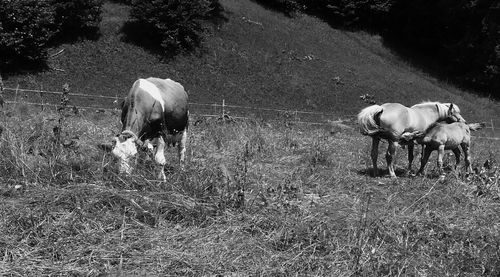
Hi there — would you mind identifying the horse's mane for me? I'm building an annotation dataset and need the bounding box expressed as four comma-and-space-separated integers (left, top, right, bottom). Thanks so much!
412, 101, 440, 107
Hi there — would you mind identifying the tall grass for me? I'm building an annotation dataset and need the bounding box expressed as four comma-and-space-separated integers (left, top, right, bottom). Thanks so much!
1, 103, 499, 275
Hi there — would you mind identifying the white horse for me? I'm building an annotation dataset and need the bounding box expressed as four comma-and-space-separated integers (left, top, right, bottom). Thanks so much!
358, 102, 465, 177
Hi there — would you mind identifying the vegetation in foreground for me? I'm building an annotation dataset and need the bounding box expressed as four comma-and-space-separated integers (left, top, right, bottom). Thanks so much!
0, 103, 499, 276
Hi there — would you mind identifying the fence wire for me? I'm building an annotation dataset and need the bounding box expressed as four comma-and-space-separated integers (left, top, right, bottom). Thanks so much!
1, 86, 499, 139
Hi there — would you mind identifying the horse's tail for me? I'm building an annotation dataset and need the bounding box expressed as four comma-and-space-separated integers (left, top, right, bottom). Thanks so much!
468, 122, 486, 131
357, 105, 383, 136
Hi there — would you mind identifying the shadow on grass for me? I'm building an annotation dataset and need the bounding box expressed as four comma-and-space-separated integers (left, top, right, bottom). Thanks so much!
120, 12, 229, 61
357, 167, 408, 178
120, 21, 169, 58
1, 27, 101, 77
1, 60, 50, 78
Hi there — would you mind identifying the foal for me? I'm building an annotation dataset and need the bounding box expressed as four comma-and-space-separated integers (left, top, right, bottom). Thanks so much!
406, 122, 485, 176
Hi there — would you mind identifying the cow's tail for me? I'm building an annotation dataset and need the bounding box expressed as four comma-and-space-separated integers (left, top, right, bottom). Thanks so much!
468, 122, 486, 131
357, 104, 383, 136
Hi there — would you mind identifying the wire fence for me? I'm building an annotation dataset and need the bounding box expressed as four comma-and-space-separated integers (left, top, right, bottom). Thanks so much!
0, 85, 356, 122
1, 85, 499, 139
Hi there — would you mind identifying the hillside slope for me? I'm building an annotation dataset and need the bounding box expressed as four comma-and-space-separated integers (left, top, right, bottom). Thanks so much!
2, 0, 499, 122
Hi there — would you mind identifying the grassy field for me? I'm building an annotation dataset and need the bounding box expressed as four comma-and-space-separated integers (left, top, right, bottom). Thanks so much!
1, 0, 500, 276
0, 103, 499, 276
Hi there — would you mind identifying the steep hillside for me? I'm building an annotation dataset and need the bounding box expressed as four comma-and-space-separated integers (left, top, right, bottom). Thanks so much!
2, 0, 499, 122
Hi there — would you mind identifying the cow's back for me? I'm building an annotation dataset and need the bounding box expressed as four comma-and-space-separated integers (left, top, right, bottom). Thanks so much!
147, 78, 189, 133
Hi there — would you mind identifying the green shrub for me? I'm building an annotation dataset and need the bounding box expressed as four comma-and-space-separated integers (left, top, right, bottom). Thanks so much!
51, 0, 104, 41
0, 0, 103, 70
0, 0, 56, 67
128, 0, 223, 56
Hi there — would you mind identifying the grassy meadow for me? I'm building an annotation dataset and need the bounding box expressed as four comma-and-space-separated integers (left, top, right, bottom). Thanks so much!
0, 103, 499, 276
1, 0, 500, 276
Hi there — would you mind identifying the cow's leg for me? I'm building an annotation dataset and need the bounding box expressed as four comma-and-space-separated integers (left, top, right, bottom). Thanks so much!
461, 143, 472, 173
177, 129, 188, 168
407, 140, 415, 173
437, 144, 445, 176
417, 146, 432, 176
370, 137, 380, 177
386, 140, 397, 178
154, 136, 167, 181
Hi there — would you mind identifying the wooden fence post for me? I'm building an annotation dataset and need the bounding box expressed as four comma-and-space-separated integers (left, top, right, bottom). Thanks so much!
14, 84, 19, 109
222, 99, 226, 122
40, 84, 44, 111
492, 119, 495, 138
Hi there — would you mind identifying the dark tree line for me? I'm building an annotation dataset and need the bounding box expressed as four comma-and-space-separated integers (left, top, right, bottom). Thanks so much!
254, 0, 500, 99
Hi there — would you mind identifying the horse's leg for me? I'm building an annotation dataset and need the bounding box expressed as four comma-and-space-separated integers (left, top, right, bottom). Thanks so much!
417, 146, 432, 176
154, 136, 167, 181
461, 143, 472, 173
437, 144, 445, 176
371, 137, 380, 177
407, 140, 415, 173
386, 140, 397, 178
452, 148, 461, 170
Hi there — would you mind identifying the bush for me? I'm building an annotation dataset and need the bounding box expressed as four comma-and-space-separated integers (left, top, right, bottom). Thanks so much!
301, 0, 391, 29
128, 0, 223, 56
51, 0, 104, 41
0, 0, 103, 71
0, 0, 56, 67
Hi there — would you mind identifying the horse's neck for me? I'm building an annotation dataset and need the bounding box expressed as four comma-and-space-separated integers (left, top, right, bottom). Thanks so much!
413, 105, 442, 123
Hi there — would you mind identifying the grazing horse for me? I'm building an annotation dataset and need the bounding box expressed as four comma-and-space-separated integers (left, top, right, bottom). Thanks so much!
357, 101, 465, 178
112, 77, 189, 180
405, 122, 485, 176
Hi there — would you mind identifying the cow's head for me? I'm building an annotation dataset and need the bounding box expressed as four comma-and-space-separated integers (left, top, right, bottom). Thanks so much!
112, 131, 139, 175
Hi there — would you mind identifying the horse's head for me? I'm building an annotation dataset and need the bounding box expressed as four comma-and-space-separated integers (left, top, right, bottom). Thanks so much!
442, 103, 466, 123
